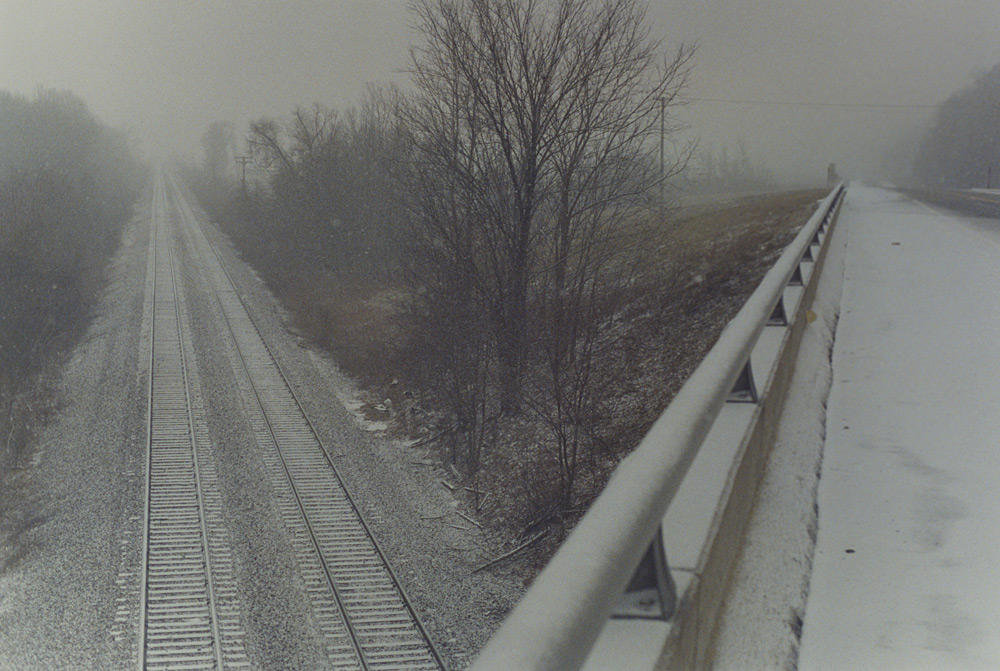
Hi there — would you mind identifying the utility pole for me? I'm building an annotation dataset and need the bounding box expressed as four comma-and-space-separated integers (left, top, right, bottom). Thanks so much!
659, 96, 665, 220
235, 155, 251, 195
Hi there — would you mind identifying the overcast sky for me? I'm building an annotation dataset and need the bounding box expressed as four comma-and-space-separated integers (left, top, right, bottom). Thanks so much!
3, 0, 999, 184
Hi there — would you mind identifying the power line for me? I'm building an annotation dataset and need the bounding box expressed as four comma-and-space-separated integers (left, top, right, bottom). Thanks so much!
688, 96, 940, 110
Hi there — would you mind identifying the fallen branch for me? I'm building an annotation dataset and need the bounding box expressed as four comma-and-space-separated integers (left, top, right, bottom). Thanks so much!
472, 529, 548, 574
463, 486, 484, 496
477, 493, 489, 512
4, 398, 16, 456
410, 425, 455, 448
446, 523, 470, 531
456, 511, 482, 529
440, 479, 455, 492
521, 509, 556, 537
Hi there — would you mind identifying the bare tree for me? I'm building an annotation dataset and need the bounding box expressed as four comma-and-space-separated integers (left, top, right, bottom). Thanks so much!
246, 93, 412, 276
0, 88, 142, 465
912, 62, 1000, 188
405, 0, 693, 496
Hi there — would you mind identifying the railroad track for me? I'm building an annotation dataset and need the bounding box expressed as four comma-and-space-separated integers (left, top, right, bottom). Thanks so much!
138, 174, 250, 670
165, 174, 442, 671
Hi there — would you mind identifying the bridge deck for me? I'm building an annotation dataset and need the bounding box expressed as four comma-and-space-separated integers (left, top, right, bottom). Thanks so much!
798, 186, 1000, 669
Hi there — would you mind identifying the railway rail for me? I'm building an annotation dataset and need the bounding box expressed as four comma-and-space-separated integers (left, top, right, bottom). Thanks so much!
159, 174, 441, 670
138, 174, 251, 670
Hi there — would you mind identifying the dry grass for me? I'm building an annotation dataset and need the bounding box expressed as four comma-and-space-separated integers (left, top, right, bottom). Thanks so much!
599, 191, 825, 444
276, 272, 409, 387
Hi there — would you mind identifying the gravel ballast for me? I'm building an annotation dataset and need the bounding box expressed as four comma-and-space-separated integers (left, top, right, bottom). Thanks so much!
0, 179, 824, 669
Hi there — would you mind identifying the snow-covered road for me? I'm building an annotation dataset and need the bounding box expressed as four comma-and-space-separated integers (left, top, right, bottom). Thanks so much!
799, 186, 1000, 670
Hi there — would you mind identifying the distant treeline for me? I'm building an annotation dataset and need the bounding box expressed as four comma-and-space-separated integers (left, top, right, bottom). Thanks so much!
187, 92, 410, 279
681, 143, 777, 195
912, 63, 1000, 188
0, 88, 144, 460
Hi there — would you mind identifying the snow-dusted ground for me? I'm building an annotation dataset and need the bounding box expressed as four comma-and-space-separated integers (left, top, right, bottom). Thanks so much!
798, 186, 1000, 669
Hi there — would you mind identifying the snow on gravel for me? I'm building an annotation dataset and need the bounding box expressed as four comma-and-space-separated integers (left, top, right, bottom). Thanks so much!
798, 186, 1000, 670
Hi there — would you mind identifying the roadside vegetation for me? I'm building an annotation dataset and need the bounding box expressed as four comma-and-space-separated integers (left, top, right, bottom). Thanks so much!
186, 0, 824, 565
680, 142, 777, 195
0, 89, 143, 468
912, 61, 1000, 188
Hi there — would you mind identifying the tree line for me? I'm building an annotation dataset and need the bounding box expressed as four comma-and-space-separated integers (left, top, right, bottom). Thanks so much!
912, 62, 1000, 188
198, 0, 692, 511
682, 143, 776, 194
0, 88, 143, 462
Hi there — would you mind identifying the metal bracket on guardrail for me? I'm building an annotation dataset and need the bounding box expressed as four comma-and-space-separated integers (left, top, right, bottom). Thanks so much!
767, 296, 788, 326
820, 204, 836, 232
727, 360, 758, 403
612, 528, 675, 620
788, 264, 804, 286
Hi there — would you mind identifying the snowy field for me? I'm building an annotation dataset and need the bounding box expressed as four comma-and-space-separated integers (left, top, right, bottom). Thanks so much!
799, 186, 1000, 669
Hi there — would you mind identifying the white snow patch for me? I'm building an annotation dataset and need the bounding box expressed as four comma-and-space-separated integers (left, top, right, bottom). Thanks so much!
798, 186, 1000, 670
307, 349, 388, 432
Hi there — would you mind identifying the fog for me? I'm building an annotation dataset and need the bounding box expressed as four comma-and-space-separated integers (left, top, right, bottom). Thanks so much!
3, 0, 999, 185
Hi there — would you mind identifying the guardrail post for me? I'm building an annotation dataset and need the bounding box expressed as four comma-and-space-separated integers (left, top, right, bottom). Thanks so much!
727, 360, 758, 403
613, 528, 676, 620
767, 297, 788, 326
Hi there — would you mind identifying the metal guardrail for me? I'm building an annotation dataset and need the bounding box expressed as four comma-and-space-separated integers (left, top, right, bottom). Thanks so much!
472, 184, 846, 671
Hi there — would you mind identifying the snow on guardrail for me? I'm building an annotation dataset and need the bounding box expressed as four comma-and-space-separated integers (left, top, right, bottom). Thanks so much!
472, 184, 846, 671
